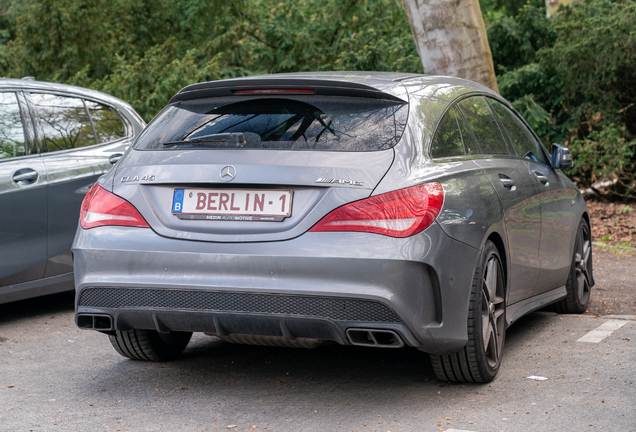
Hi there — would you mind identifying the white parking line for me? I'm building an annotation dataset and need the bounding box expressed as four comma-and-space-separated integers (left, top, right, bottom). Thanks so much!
446, 429, 477, 432
577, 320, 628, 343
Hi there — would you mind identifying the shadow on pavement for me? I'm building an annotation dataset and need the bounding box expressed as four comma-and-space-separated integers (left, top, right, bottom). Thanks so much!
0, 290, 75, 324
88, 333, 443, 403
162, 311, 555, 389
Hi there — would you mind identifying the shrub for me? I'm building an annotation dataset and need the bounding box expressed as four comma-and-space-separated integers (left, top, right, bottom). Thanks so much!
0, 0, 421, 121
490, 0, 636, 196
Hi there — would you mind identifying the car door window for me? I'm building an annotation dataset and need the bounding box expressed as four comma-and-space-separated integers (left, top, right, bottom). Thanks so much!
458, 96, 511, 156
431, 107, 466, 159
84, 100, 126, 143
28, 93, 96, 153
454, 106, 478, 155
0, 92, 27, 160
488, 99, 549, 165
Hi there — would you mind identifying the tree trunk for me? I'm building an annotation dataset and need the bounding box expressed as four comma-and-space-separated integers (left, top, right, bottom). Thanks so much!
401, 0, 499, 93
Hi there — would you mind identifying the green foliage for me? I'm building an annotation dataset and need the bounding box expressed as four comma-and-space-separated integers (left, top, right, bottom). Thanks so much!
486, 4, 555, 75
221, 0, 423, 73
0, 0, 421, 121
479, 0, 544, 24
510, 93, 550, 133
73, 41, 224, 122
2, 0, 633, 196
488, 0, 636, 194
568, 125, 636, 193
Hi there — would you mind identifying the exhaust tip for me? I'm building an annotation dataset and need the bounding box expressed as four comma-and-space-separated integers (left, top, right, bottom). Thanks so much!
346, 328, 404, 348
77, 315, 93, 329
94, 315, 113, 330
77, 314, 113, 331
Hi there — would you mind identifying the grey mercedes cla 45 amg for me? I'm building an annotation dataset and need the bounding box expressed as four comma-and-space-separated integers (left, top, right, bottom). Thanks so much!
73, 72, 593, 383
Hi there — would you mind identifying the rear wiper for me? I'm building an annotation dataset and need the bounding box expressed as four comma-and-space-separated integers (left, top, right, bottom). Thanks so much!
163, 132, 246, 146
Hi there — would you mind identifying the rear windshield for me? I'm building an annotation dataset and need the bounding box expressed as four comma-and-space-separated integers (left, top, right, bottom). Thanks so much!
133, 96, 408, 151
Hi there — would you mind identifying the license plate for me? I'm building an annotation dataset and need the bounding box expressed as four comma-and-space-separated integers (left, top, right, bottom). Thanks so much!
172, 188, 292, 221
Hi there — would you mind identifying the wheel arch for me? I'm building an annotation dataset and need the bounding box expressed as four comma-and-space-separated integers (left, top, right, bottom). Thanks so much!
565, 209, 591, 270
581, 211, 591, 230
481, 230, 510, 311
487, 231, 508, 285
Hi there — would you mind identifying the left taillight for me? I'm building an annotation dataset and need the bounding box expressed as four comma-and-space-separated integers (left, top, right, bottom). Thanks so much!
80, 183, 150, 229
309, 182, 444, 238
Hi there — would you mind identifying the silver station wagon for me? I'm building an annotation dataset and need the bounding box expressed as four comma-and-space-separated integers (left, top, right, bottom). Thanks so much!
73, 72, 593, 383
0, 78, 145, 304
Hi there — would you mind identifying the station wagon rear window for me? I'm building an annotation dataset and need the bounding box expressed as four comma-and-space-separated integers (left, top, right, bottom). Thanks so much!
134, 96, 408, 152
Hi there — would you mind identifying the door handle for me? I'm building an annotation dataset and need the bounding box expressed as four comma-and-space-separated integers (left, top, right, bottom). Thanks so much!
533, 171, 549, 185
498, 174, 516, 190
12, 168, 39, 183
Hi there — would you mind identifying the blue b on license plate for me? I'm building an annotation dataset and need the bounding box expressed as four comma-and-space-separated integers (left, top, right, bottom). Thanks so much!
172, 188, 292, 221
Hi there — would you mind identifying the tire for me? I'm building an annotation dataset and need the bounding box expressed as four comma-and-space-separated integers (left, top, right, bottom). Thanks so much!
108, 329, 192, 361
549, 219, 593, 314
431, 240, 506, 383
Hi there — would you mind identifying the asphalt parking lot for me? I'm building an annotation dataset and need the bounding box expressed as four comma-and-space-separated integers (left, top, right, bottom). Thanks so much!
1, 252, 635, 432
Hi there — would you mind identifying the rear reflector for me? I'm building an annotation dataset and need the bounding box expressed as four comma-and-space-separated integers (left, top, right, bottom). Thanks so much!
309, 183, 444, 238
233, 89, 315, 94
80, 184, 150, 229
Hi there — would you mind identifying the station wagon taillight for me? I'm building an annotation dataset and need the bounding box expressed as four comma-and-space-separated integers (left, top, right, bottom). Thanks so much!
309, 183, 444, 238
80, 184, 150, 229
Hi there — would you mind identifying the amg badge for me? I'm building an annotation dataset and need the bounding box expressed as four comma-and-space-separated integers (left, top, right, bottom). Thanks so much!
316, 178, 363, 186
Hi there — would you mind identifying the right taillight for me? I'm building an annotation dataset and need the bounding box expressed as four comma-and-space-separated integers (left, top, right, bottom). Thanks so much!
309, 182, 444, 238
80, 184, 150, 229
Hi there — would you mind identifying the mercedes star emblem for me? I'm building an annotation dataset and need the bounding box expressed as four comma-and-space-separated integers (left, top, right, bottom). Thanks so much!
219, 165, 237, 182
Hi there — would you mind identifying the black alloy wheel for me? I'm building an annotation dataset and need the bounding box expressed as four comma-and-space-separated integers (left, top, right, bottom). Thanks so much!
550, 219, 593, 314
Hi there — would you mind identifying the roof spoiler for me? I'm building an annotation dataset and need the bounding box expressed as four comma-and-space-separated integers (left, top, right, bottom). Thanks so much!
169, 78, 407, 104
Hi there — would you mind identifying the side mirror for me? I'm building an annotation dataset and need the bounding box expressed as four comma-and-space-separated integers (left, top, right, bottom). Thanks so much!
551, 143, 573, 169
109, 153, 123, 165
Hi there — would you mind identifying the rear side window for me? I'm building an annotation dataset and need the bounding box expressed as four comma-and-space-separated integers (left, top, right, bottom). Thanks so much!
28, 93, 95, 153
488, 99, 549, 165
134, 96, 408, 151
0, 92, 26, 160
458, 96, 511, 156
85, 101, 126, 143
431, 107, 465, 159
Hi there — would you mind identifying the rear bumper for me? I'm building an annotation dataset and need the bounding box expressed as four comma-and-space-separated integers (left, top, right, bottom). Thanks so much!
73, 222, 479, 355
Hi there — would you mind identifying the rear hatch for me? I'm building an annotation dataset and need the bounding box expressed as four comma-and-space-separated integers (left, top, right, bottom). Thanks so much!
112, 78, 408, 242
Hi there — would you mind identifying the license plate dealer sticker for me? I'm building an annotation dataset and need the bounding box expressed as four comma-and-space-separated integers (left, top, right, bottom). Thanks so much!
172, 188, 292, 221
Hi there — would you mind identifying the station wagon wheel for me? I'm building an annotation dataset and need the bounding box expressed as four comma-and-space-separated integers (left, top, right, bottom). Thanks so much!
431, 240, 506, 383
481, 253, 505, 368
550, 219, 593, 314
109, 329, 192, 361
